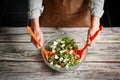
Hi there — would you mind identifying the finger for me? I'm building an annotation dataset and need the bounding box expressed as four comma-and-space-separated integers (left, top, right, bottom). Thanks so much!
87, 32, 89, 42
31, 37, 40, 49
35, 38, 41, 49
87, 30, 92, 46
36, 44, 41, 49
90, 33, 100, 46
87, 34, 92, 46
39, 33, 44, 46
40, 38, 43, 46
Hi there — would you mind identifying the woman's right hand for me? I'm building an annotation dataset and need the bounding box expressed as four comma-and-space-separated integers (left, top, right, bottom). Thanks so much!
31, 27, 44, 49
30, 18, 43, 49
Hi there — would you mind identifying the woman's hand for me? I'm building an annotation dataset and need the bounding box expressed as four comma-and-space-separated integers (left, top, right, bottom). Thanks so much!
30, 18, 44, 48
87, 16, 100, 46
31, 27, 44, 48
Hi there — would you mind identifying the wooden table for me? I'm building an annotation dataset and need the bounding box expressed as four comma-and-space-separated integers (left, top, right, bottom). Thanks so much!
0, 27, 120, 80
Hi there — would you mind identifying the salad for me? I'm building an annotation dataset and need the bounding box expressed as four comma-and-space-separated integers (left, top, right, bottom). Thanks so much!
46, 37, 81, 69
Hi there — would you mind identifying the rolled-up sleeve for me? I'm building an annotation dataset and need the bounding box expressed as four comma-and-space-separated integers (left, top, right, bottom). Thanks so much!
27, 0, 43, 19
91, 0, 105, 18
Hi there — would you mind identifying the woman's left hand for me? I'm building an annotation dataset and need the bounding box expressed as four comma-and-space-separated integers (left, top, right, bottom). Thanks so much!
87, 16, 100, 46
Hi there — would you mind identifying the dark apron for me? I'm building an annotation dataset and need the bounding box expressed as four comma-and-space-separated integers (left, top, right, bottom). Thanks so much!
39, 0, 91, 27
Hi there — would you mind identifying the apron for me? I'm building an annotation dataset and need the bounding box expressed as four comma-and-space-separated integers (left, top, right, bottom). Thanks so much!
39, 0, 91, 27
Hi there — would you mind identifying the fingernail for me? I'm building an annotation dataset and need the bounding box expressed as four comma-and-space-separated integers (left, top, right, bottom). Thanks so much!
37, 46, 40, 49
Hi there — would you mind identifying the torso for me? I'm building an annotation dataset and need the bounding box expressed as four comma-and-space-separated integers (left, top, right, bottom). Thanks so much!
39, 0, 91, 27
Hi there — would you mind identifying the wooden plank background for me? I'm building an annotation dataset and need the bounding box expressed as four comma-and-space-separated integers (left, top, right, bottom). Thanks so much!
0, 27, 120, 80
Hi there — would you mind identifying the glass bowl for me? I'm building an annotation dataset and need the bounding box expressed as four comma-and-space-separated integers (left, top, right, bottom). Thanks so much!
41, 32, 87, 72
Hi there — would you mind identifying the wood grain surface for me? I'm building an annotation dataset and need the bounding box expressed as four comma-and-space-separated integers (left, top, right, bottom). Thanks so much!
0, 27, 120, 80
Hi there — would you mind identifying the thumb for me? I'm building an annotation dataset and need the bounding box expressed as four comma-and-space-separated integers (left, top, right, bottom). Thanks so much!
39, 39, 43, 46
36, 38, 41, 49
87, 34, 92, 46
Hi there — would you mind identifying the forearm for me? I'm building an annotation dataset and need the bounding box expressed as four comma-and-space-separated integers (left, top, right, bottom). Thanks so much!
31, 18, 41, 30
91, 16, 100, 28
90, 0, 105, 28
27, 0, 43, 30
